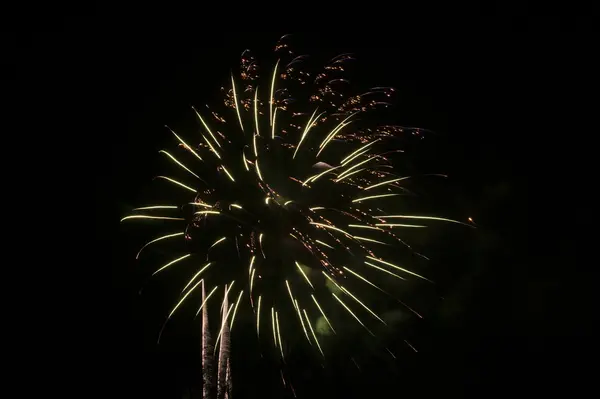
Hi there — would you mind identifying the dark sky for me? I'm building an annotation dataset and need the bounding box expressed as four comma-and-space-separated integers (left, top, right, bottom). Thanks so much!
12, 25, 593, 398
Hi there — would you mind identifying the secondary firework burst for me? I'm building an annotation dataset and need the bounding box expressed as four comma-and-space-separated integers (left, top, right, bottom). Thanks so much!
122, 35, 474, 365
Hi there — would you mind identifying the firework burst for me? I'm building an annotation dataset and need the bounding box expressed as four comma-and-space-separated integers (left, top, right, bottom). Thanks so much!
122, 35, 474, 381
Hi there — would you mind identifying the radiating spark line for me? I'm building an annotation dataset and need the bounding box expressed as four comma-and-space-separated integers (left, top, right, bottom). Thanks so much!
364, 177, 410, 190
322, 271, 343, 291
271, 307, 277, 347
133, 205, 178, 211
295, 261, 314, 289
230, 204, 242, 209
335, 168, 366, 182
310, 222, 352, 238
336, 156, 378, 180
253, 134, 258, 157
152, 254, 191, 276
229, 290, 244, 330
167, 127, 203, 161
270, 60, 279, 127
375, 214, 474, 227
202, 134, 221, 159
256, 295, 262, 336
255, 158, 264, 181
284, 200, 293, 206
405, 340, 418, 352
231, 74, 244, 132
214, 303, 234, 354
304, 166, 340, 186
156, 176, 197, 193
352, 193, 400, 203
121, 215, 184, 222
310, 295, 336, 334
366, 256, 432, 282
219, 281, 236, 315
253, 88, 261, 137
348, 224, 383, 231
315, 240, 335, 249
309, 207, 325, 211
189, 202, 213, 208
293, 109, 322, 159
194, 210, 221, 215
248, 256, 256, 274
352, 236, 389, 245
340, 287, 387, 325
340, 139, 381, 165
194, 108, 221, 148
343, 266, 385, 292
181, 262, 212, 292
375, 223, 426, 228
250, 268, 256, 294
275, 311, 284, 359
136, 232, 184, 259
295, 299, 312, 345
159, 150, 201, 179
195, 285, 219, 316
364, 261, 406, 280
221, 166, 235, 182
332, 293, 374, 336
285, 280, 311, 343
242, 151, 250, 171
265, 197, 270, 205
340, 147, 370, 166
318, 112, 358, 155
386, 347, 397, 359
168, 279, 203, 319
209, 237, 227, 249
303, 309, 324, 356
271, 107, 278, 139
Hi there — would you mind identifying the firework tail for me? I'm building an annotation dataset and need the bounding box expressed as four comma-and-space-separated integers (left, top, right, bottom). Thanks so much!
217, 287, 232, 399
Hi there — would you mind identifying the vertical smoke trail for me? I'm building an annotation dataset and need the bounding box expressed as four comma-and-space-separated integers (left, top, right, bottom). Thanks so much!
201, 281, 215, 399
217, 286, 231, 399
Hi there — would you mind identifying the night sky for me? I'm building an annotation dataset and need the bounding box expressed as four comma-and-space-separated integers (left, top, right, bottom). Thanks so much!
13, 25, 593, 398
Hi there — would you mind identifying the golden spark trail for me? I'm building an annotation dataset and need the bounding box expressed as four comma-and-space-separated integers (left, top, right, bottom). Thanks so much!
136, 232, 184, 259
270, 60, 279, 127
155, 176, 197, 193
152, 254, 191, 275
311, 294, 335, 334
231, 74, 244, 132
375, 214, 474, 227
195, 285, 219, 316
363, 177, 410, 190
293, 109, 322, 159
336, 156, 378, 180
275, 311, 284, 359
229, 290, 244, 330
352, 193, 400, 203
303, 309, 324, 356
159, 150, 201, 180
209, 237, 227, 249
295, 299, 312, 345
340, 139, 380, 165
340, 287, 387, 325
335, 168, 366, 182
332, 293, 374, 336
167, 127, 203, 161
202, 134, 221, 159
181, 262, 212, 292
121, 215, 184, 222
295, 261, 314, 289
271, 307, 277, 347
366, 256, 432, 282
193, 107, 221, 148
254, 88, 260, 137
364, 261, 406, 280
256, 295, 262, 336
214, 303, 234, 354
375, 223, 426, 228
133, 206, 178, 211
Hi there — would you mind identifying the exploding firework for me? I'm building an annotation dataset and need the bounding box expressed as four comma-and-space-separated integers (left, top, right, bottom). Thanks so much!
121, 35, 473, 376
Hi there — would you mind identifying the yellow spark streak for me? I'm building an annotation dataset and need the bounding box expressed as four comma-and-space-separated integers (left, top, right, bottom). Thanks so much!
209, 237, 226, 249
295, 261, 314, 289
340, 139, 380, 165
231, 74, 244, 132
250, 268, 256, 294
352, 236, 389, 245
254, 87, 260, 137
340, 147, 370, 166
259, 233, 264, 245
265, 197, 270, 205
269, 60, 279, 127
364, 177, 410, 190
332, 293, 374, 336
348, 224, 383, 231
335, 168, 366, 182
375, 223, 426, 228
219, 282, 236, 314
317, 112, 358, 156
322, 271, 343, 291
295, 299, 312, 345
194, 108, 221, 147
386, 347, 397, 359
343, 266, 384, 292
337, 156, 378, 180
156, 176, 197, 193
375, 214, 473, 227
309, 207, 325, 211
271, 107, 278, 139
152, 254, 191, 276
284, 200, 293, 206
304, 166, 340, 186
221, 165, 235, 182
315, 240, 335, 249
202, 134, 221, 159
229, 290, 244, 330
256, 295, 262, 336
310, 294, 336, 334
230, 204, 242, 209
253, 134, 258, 157
340, 287, 387, 325
255, 159, 263, 181
189, 202, 213, 208
181, 262, 212, 292
352, 193, 400, 203
303, 309, 324, 356
121, 215, 184, 222
366, 256, 432, 282
133, 205, 178, 211
195, 285, 219, 316
248, 256, 255, 274
293, 109, 323, 159
214, 303, 235, 354
194, 210, 221, 215
275, 311, 284, 358
167, 279, 203, 319
242, 151, 250, 171
364, 261, 407, 280
167, 127, 203, 162
159, 150, 201, 180
136, 232, 184, 259
271, 307, 277, 347
310, 222, 352, 238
